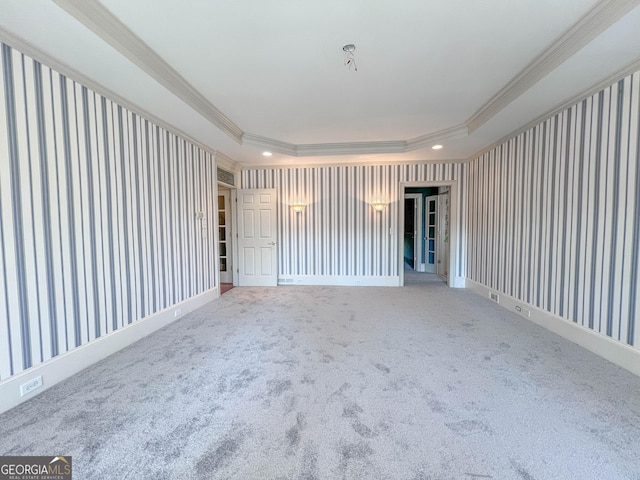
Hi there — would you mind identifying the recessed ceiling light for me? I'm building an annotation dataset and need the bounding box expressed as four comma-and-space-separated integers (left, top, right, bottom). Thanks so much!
432, 145, 443, 150
262, 151, 272, 157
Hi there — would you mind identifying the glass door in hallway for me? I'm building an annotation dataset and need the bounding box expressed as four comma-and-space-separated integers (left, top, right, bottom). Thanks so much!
425, 195, 438, 273
218, 189, 232, 284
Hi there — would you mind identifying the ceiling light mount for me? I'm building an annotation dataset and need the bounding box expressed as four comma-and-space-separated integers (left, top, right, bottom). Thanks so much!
343, 44, 357, 71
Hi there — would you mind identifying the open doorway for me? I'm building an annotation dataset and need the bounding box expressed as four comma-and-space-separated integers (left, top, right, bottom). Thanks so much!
400, 183, 453, 287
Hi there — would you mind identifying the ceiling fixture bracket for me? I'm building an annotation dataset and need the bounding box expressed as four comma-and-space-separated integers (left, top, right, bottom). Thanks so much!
343, 44, 357, 72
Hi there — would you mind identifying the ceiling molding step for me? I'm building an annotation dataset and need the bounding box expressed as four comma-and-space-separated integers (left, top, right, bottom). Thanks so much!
241, 133, 298, 156
243, 127, 472, 158
0, 26, 231, 163
407, 124, 468, 150
242, 157, 468, 171
296, 140, 408, 156
467, 55, 640, 163
466, 0, 640, 134
52, 0, 245, 143
243, 133, 409, 156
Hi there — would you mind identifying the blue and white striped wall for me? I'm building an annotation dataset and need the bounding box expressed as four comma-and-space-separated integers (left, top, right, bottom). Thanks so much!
466, 69, 640, 352
242, 163, 467, 285
0, 42, 217, 385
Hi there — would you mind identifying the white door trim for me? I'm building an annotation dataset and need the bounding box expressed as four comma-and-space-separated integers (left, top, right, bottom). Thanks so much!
398, 181, 461, 288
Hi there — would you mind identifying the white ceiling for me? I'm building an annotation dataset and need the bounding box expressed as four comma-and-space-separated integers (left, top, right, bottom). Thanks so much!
1, 0, 639, 167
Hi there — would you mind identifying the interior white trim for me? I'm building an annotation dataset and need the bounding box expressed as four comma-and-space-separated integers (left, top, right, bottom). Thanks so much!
466, 279, 640, 378
278, 275, 400, 287
0, 288, 219, 415
406, 124, 469, 150
215, 151, 241, 173
0, 26, 232, 167
48, 0, 635, 159
52, 0, 244, 143
243, 124, 468, 157
245, 157, 468, 170
465, 0, 640, 133
468, 55, 640, 162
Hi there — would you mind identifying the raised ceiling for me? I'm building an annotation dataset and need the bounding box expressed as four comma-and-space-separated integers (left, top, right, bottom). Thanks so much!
1, 0, 639, 166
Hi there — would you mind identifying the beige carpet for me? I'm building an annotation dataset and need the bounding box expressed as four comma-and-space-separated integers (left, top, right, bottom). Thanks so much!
1, 281, 640, 479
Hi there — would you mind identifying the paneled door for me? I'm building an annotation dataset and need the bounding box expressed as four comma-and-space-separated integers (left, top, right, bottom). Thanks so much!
425, 195, 438, 273
437, 192, 450, 278
237, 189, 278, 286
218, 190, 232, 283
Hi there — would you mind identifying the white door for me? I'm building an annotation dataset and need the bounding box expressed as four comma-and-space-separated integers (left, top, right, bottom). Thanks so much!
237, 189, 278, 286
437, 192, 450, 278
218, 190, 232, 283
404, 194, 423, 271
425, 195, 438, 273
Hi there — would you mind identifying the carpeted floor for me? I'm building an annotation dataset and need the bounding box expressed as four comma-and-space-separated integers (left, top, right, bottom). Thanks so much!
1, 281, 640, 479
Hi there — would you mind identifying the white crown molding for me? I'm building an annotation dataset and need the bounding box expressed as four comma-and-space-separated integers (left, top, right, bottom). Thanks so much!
37, 0, 639, 164
240, 157, 467, 171
241, 133, 298, 156
52, 0, 244, 143
465, 0, 640, 133
467, 55, 640, 163
0, 26, 226, 162
407, 124, 468, 150
242, 125, 467, 157
215, 151, 241, 173
296, 140, 408, 156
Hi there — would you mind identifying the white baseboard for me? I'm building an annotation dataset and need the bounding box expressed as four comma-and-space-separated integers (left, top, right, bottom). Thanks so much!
278, 275, 400, 287
0, 287, 219, 414
466, 279, 640, 378
450, 276, 466, 288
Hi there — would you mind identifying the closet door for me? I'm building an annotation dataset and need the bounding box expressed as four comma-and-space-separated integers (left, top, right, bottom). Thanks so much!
237, 189, 278, 286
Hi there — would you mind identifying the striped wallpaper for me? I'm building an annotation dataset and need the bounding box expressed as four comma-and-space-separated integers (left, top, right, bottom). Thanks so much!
0, 42, 217, 382
467, 70, 640, 348
242, 163, 466, 279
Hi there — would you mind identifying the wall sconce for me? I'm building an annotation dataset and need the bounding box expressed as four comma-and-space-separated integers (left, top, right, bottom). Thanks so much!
371, 201, 387, 212
290, 202, 306, 213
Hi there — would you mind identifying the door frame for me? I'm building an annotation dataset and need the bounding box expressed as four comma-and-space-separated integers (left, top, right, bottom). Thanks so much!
398, 180, 461, 287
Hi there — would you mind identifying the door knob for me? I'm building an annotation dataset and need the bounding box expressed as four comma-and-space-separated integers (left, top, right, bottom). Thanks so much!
269, 242, 276, 245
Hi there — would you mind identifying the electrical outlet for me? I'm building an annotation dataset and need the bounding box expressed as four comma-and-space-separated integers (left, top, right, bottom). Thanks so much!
489, 292, 499, 303
515, 305, 531, 318
20, 375, 43, 397
174, 308, 183, 318
515, 305, 522, 312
